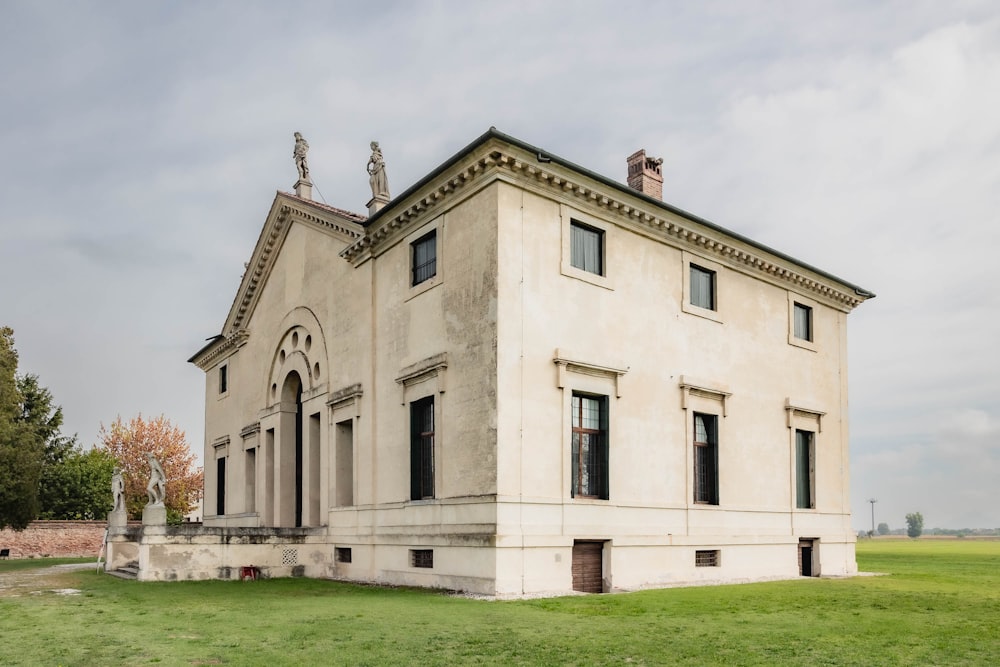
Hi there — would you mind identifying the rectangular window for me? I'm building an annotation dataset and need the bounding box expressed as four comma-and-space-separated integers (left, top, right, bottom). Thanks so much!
411, 230, 437, 286
410, 549, 434, 568
795, 429, 815, 509
216, 457, 226, 516
689, 265, 716, 310
218, 364, 228, 394
410, 396, 435, 500
793, 303, 813, 341
570, 221, 603, 275
571, 394, 609, 499
693, 413, 719, 505
695, 550, 720, 567
335, 547, 352, 564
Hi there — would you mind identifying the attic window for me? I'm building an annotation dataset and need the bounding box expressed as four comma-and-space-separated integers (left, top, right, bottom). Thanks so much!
412, 230, 437, 286
219, 364, 228, 395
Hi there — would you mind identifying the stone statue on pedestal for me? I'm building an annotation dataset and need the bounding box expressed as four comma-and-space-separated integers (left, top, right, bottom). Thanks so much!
111, 467, 125, 513
145, 453, 166, 506
293, 132, 310, 181
367, 141, 390, 199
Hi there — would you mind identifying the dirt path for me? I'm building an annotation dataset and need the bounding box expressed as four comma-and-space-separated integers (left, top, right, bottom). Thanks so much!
0, 562, 96, 598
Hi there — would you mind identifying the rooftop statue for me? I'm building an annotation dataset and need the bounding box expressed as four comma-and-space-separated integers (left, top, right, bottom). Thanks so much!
367, 141, 390, 199
293, 132, 310, 181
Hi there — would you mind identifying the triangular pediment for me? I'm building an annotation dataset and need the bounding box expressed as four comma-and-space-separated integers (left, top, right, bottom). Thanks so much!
190, 192, 365, 369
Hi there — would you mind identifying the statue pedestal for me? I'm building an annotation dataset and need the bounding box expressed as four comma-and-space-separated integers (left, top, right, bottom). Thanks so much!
108, 509, 127, 529
294, 178, 313, 200
367, 194, 389, 216
142, 504, 167, 526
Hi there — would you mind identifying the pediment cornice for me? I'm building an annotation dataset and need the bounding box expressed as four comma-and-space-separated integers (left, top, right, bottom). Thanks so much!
223, 193, 365, 336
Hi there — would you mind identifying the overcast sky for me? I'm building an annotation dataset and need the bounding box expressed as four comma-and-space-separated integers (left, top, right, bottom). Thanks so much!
1, 1, 997, 531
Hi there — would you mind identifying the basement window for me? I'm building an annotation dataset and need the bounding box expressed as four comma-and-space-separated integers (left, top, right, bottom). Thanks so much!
695, 550, 720, 567
335, 547, 352, 564
410, 549, 434, 569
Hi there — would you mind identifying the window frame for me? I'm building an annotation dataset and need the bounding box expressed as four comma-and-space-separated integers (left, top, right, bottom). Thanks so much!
681, 252, 724, 323
559, 205, 613, 290
570, 393, 609, 500
693, 412, 719, 505
409, 395, 435, 501
787, 294, 818, 351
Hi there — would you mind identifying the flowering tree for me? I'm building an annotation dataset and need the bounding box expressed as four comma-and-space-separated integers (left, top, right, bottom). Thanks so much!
97, 414, 202, 521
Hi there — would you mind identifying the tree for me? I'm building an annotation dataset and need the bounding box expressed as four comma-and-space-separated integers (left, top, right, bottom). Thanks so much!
38, 446, 116, 520
877, 522, 890, 536
0, 327, 46, 530
97, 414, 202, 522
905, 512, 924, 538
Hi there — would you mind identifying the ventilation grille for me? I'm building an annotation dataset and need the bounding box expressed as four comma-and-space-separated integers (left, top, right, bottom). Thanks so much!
281, 548, 298, 566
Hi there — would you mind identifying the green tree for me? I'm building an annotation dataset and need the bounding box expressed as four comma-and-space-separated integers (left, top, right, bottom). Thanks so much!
0, 327, 45, 530
905, 512, 924, 538
38, 446, 116, 520
877, 522, 890, 536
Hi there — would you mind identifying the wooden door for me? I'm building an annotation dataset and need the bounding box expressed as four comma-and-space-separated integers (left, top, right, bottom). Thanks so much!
572, 541, 604, 593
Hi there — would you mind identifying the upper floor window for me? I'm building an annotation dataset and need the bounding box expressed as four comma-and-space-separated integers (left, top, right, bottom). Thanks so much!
571, 393, 608, 499
689, 264, 716, 310
218, 364, 228, 395
793, 303, 813, 341
570, 221, 604, 276
693, 413, 719, 505
411, 230, 437, 286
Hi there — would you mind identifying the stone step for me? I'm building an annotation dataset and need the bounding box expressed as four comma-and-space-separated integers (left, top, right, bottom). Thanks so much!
106, 569, 137, 580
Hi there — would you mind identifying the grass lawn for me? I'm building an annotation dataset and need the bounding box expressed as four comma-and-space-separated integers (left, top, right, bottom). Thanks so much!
1, 541, 998, 666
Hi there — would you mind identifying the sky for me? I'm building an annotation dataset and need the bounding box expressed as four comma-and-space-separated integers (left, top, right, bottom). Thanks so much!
1, 1, 997, 531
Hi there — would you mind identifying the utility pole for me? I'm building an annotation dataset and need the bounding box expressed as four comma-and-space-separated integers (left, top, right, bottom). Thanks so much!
868, 498, 878, 536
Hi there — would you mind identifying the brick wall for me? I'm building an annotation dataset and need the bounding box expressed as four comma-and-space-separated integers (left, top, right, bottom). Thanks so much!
0, 521, 109, 558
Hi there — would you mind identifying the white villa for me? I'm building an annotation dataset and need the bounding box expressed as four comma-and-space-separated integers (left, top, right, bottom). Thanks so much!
111, 128, 873, 595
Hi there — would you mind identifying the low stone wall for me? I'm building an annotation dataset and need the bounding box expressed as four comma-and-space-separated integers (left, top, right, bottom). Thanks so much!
0, 520, 109, 558
106, 524, 334, 581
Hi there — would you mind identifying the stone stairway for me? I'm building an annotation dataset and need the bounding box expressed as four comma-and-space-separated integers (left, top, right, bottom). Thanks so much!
106, 560, 139, 580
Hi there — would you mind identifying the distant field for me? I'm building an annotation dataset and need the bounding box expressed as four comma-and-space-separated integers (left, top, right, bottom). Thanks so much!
1, 541, 997, 666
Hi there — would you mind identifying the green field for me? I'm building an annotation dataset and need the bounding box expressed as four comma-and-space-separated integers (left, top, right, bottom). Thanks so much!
1, 540, 997, 666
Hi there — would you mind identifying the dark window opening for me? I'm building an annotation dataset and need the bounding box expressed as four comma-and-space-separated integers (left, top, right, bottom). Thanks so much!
410, 396, 435, 500
695, 550, 720, 567
411, 230, 437, 286
216, 457, 226, 516
571, 394, 609, 499
219, 364, 228, 394
335, 547, 352, 564
690, 264, 716, 310
693, 413, 719, 505
794, 303, 813, 341
795, 429, 815, 509
410, 549, 433, 568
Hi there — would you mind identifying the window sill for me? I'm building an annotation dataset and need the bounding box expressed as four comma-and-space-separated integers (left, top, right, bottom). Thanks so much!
560, 264, 614, 290
787, 336, 818, 352
681, 301, 723, 323
405, 276, 442, 302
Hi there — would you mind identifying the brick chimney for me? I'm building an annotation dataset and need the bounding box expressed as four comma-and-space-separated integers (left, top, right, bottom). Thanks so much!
626, 149, 663, 200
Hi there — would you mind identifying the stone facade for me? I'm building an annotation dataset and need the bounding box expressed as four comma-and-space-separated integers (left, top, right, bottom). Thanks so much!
177, 128, 873, 596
